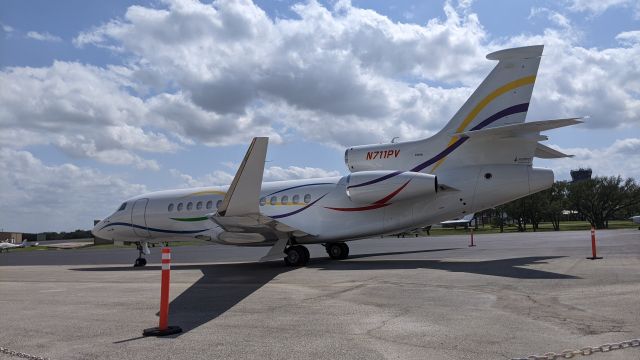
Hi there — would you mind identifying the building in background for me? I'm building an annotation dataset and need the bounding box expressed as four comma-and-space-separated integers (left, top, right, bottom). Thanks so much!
0, 232, 23, 244
570, 168, 592, 183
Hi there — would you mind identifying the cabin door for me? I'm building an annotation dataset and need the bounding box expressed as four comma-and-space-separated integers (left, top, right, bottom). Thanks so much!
131, 198, 151, 237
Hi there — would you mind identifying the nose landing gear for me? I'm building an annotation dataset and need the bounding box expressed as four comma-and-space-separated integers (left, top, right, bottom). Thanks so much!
134, 241, 150, 267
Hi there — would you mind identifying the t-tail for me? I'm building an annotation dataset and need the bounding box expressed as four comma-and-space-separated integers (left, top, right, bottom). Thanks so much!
439, 45, 542, 135
345, 45, 580, 175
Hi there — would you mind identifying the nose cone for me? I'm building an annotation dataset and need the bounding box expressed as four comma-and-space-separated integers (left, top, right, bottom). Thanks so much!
92, 219, 106, 239
91, 223, 101, 238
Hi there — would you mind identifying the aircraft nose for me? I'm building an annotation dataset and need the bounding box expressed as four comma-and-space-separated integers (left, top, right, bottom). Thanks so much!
91, 220, 105, 238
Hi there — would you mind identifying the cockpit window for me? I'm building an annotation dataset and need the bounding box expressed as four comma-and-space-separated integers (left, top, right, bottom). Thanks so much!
118, 202, 127, 211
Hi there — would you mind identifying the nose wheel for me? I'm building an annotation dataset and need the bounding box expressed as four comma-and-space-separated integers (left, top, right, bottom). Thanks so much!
134, 242, 148, 267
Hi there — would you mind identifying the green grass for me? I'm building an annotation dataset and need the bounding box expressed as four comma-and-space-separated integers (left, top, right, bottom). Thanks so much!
83, 240, 206, 250
409, 220, 638, 237
3, 245, 51, 252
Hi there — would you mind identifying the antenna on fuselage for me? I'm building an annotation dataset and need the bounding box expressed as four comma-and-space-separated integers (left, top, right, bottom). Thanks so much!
391, 137, 399, 143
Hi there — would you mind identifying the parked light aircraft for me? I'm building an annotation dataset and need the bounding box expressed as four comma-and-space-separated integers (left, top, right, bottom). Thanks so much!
440, 213, 475, 228
92, 45, 581, 267
0, 239, 28, 253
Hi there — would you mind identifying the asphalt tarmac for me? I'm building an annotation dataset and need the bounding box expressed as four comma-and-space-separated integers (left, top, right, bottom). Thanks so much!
1, 229, 639, 360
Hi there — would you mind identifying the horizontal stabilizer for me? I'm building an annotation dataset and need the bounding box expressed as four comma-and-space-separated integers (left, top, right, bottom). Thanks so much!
458, 118, 583, 139
534, 143, 573, 159
218, 137, 268, 217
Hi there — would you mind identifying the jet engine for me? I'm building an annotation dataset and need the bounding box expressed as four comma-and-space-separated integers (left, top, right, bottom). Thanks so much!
346, 170, 437, 204
344, 142, 412, 172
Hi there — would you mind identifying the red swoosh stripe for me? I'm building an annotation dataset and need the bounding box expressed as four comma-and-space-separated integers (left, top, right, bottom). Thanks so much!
373, 180, 411, 204
325, 180, 411, 212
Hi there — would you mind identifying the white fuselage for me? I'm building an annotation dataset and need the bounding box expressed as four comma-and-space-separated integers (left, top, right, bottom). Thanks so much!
92, 164, 553, 246
92, 45, 566, 249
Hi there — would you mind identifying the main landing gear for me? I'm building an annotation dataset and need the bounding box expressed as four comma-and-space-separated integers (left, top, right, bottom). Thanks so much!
325, 242, 349, 260
133, 241, 149, 267
284, 245, 310, 267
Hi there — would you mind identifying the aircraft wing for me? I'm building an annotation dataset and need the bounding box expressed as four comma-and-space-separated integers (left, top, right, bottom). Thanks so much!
217, 137, 268, 217
209, 137, 313, 262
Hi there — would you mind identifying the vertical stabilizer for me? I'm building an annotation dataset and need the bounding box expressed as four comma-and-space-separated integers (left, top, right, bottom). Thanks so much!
441, 45, 543, 134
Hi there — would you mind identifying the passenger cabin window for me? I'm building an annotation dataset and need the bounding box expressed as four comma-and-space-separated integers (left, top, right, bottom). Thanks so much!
216, 200, 222, 209
196, 201, 202, 210
177, 203, 183, 211
118, 202, 127, 211
187, 202, 193, 211
281, 195, 288, 205
292, 195, 300, 204
168, 203, 174, 212
259, 197, 266, 206
304, 194, 311, 203
270, 196, 277, 205
206, 200, 213, 209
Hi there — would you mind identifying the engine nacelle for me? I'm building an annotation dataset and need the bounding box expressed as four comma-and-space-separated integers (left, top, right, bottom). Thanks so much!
346, 171, 437, 204
345, 143, 410, 172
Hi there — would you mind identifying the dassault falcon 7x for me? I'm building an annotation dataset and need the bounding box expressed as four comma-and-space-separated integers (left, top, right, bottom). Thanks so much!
92, 45, 581, 267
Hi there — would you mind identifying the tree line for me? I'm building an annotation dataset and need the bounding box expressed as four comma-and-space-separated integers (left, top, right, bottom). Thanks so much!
23, 229, 93, 241
485, 176, 640, 231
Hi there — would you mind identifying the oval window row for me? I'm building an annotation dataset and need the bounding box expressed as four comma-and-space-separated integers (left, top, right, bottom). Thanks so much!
260, 194, 312, 206
168, 200, 222, 212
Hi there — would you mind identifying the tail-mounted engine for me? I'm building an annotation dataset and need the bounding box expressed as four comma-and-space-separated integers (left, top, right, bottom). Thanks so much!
346, 171, 437, 204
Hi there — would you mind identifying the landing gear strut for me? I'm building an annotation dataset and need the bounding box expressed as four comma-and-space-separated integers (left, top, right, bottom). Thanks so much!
134, 242, 147, 267
326, 242, 349, 260
284, 245, 310, 267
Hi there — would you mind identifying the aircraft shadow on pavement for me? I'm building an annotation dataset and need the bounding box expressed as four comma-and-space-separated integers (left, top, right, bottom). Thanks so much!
73, 249, 576, 336
313, 255, 578, 280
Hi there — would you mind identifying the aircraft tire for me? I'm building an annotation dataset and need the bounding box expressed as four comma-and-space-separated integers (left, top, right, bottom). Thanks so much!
284, 245, 309, 266
134, 258, 147, 267
299, 245, 310, 264
326, 242, 349, 260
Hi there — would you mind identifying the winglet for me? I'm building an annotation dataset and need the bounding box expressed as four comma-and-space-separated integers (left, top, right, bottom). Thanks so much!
218, 137, 268, 217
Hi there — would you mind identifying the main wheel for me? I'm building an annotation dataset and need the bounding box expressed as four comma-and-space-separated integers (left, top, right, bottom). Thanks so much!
284, 245, 309, 266
299, 245, 310, 264
133, 258, 147, 267
326, 242, 349, 260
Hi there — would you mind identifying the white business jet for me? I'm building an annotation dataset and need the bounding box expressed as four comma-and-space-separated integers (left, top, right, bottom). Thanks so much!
92, 45, 581, 267
0, 239, 28, 253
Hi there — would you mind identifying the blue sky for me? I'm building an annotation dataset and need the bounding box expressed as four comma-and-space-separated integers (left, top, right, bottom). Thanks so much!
1, 0, 639, 232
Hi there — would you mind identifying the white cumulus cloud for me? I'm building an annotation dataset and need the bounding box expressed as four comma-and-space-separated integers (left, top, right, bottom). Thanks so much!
0, 148, 147, 232
26, 31, 62, 42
